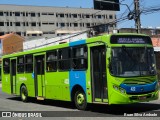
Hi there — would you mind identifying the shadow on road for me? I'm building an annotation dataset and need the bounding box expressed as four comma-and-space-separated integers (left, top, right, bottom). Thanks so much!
7, 96, 160, 115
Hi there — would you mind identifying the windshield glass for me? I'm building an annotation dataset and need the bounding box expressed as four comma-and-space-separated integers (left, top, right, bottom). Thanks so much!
110, 47, 156, 77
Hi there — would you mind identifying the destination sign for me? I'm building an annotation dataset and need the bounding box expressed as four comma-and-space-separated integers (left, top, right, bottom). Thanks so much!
110, 35, 152, 44
117, 38, 145, 44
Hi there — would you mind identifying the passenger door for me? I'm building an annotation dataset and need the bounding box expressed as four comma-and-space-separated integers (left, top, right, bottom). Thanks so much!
91, 45, 108, 102
11, 59, 16, 94
34, 55, 45, 97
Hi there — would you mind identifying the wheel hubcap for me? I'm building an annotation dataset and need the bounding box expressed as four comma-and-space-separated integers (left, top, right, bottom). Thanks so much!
22, 89, 26, 100
77, 93, 84, 105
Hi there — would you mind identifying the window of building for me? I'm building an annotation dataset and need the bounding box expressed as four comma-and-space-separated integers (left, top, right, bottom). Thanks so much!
72, 46, 87, 70
31, 22, 36, 26
6, 22, 9, 26
0, 11, 3, 16
74, 23, 78, 27
3, 58, 10, 74
65, 14, 69, 18
31, 12, 36, 17
106, 15, 108, 19
16, 32, 21, 36
73, 14, 77, 18
60, 23, 65, 27
86, 23, 90, 27
24, 32, 26, 36
0, 22, 4, 26
109, 15, 113, 19
97, 15, 102, 19
48, 32, 55, 34
25, 55, 33, 72
10, 12, 12, 16
46, 51, 57, 72
58, 48, 71, 71
42, 13, 48, 15
86, 14, 90, 18
26, 12, 28, 16
49, 22, 54, 25
38, 13, 40, 17
17, 56, 25, 73
23, 22, 25, 26
60, 13, 64, 18
22, 12, 25, 16
39, 22, 41, 26
15, 22, 21, 26
15, 12, 20, 16
10, 22, 12, 26
32, 34, 37, 36
79, 14, 82, 18
48, 13, 54, 15
0, 32, 4, 35
42, 22, 48, 25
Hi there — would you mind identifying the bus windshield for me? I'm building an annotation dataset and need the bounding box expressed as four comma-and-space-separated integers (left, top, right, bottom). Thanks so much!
110, 47, 156, 77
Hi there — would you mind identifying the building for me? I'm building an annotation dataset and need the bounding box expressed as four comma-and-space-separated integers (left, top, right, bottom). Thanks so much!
118, 28, 160, 36
0, 33, 24, 55
0, 4, 116, 39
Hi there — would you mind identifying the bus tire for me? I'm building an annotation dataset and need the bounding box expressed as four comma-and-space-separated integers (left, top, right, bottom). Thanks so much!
20, 85, 28, 102
74, 90, 87, 110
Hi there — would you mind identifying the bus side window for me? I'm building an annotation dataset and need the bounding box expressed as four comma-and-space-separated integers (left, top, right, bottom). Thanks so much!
58, 48, 71, 71
72, 46, 88, 70
3, 58, 10, 74
17, 56, 25, 73
25, 55, 33, 73
46, 50, 57, 72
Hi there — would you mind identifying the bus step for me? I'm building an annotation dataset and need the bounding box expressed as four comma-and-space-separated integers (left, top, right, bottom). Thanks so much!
37, 96, 45, 100
92, 102, 108, 104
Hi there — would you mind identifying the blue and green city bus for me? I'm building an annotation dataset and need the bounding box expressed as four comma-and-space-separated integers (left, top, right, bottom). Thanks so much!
2, 33, 159, 110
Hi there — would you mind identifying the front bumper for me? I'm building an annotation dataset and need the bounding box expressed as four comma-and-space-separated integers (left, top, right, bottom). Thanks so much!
109, 89, 159, 104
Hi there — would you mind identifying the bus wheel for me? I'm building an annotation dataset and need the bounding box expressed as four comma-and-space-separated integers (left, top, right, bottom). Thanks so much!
20, 85, 28, 102
74, 90, 87, 110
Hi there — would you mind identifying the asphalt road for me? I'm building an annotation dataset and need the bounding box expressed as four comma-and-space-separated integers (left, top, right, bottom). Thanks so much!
0, 83, 160, 120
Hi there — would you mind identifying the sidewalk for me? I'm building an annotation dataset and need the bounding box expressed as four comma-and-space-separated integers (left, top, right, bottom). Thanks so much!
0, 81, 1, 88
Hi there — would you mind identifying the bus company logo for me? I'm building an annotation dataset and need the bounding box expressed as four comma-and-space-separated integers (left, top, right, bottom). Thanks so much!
130, 87, 136, 91
19, 77, 27, 81
2, 112, 11, 117
140, 87, 144, 91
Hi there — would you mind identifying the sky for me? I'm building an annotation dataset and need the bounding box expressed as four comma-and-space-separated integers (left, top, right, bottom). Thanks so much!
0, 0, 160, 29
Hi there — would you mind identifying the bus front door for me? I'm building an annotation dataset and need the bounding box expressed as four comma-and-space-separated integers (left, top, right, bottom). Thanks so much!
91, 45, 108, 103
11, 59, 16, 94
34, 55, 45, 97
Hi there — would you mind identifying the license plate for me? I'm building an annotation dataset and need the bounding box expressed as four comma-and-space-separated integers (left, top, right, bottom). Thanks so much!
139, 96, 146, 100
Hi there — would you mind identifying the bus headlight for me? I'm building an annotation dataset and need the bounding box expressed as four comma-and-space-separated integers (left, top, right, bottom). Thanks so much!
119, 88, 125, 94
113, 85, 119, 91
113, 85, 126, 94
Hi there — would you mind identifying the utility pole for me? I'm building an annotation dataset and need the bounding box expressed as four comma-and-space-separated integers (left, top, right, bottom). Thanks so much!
134, 0, 141, 33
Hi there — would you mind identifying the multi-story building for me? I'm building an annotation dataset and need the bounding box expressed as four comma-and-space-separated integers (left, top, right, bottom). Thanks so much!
0, 4, 116, 39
